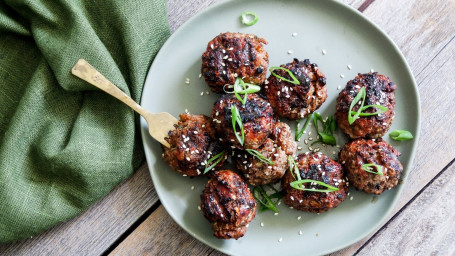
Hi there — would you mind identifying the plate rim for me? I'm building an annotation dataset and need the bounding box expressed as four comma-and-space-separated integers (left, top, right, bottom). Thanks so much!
141, 0, 421, 255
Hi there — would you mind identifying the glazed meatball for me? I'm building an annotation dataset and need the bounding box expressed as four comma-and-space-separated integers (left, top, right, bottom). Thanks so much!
234, 121, 297, 186
282, 153, 348, 213
335, 72, 396, 139
211, 94, 275, 150
200, 170, 257, 239
201, 32, 269, 93
339, 138, 403, 195
264, 58, 327, 119
162, 114, 225, 176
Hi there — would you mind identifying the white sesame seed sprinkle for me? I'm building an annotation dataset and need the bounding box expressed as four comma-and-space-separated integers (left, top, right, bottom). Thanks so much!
322, 49, 326, 55
287, 50, 293, 54
292, 32, 298, 37
350, 196, 354, 200
370, 68, 375, 72
198, 206, 201, 210
337, 85, 341, 90
299, 230, 303, 235
297, 216, 301, 220
200, 92, 204, 96
347, 64, 352, 70
191, 186, 194, 190
340, 74, 344, 78
261, 222, 264, 227
278, 238, 283, 242
199, 73, 202, 78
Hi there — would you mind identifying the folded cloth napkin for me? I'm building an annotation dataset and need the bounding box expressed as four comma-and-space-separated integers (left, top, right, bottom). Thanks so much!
0, 0, 169, 243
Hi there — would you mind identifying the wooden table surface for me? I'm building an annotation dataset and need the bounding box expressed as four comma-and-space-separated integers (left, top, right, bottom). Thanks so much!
1, 0, 455, 255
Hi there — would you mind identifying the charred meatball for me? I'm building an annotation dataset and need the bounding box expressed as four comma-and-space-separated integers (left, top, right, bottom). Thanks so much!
339, 138, 403, 195
200, 170, 257, 239
234, 121, 297, 186
162, 114, 225, 176
211, 94, 275, 150
264, 58, 327, 119
201, 32, 269, 93
282, 153, 348, 213
335, 72, 396, 139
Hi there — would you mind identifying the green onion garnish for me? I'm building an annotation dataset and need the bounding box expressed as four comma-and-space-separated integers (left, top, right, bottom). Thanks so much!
351, 105, 389, 116
295, 113, 313, 141
269, 67, 300, 85
253, 185, 281, 213
348, 87, 366, 124
348, 87, 389, 124
389, 130, 414, 141
311, 113, 337, 146
361, 163, 384, 176
287, 155, 301, 182
241, 11, 259, 26
203, 151, 225, 174
290, 179, 339, 192
231, 105, 245, 146
224, 78, 261, 105
246, 149, 274, 165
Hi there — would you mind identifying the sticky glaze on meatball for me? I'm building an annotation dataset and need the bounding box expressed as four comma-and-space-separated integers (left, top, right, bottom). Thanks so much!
200, 170, 257, 239
211, 94, 275, 150
201, 32, 269, 93
264, 58, 327, 119
335, 72, 396, 139
162, 114, 225, 176
339, 138, 403, 195
282, 153, 348, 213
234, 121, 297, 186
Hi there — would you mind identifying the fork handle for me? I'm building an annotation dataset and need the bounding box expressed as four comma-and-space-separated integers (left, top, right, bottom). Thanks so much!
71, 59, 149, 118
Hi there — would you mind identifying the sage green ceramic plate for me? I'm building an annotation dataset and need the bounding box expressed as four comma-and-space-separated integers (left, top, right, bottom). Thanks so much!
141, 0, 420, 255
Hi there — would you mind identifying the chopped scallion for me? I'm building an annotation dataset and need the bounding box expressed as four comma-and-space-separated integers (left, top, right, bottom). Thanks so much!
253, 185, 281, 213
295, 113, 313, 141
230, 105, 245, 146
269, 67, 300, 85
241, 11, 259, 26
203, 151, 225, 174
389, 130, 414, 141
361, 163, 384, 175
246, 149, 274, 165
290, 179, 339, 192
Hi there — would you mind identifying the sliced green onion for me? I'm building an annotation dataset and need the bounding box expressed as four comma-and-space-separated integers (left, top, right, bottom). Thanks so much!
312, 113, 337, 146
253, 186, 279, 213
362, 163, 384, 176
351, 104, 389, 116
246, 149, 274, 165
241, 11, 259, 26
348, 87, 366, 124
287, 155, 301, 182
231, 105, 245, 146
269, 67, 300, 85
224, 78, 261, 105
295, 113, 313, 141
290, 179, 339, 192
203, 151, 225, 174
389, 130, 414, 141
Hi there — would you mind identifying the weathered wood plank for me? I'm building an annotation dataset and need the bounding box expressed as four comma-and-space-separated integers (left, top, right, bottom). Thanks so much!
109, 205, 226, 256
357, 161, 455, 256
0, 164, 158, 256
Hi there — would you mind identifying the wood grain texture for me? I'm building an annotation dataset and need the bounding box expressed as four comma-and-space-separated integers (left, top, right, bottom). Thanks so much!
109, 206, 226, 256
357, 162, 455, 256
0, 164, 158, 256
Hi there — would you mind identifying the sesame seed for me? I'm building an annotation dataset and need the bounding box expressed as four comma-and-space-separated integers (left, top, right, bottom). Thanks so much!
370, 68, 374, 72
292, 32, 298, 37
322, 49, 326, 55
274, 212, 279, 216
278, 238, 283, 242
299, 230, 303, 235
186, 157, 190, 161
223, 55, 228, 59
309, 146, 313, 151
200, 92, 204, 96
199, 73, 202, 78
347, 64, 352, 70
332, 151, 336, 154
222, 71, 226, 75
191, 186, 195, 190
337, 85, 341, 90
290, 196, 294, 201
340, 74, 344, 78
350, 196, 354, 200
297, 146, 302, 150
287, 50, 293, 54
261, 222, 264, 227
297, 216, 301, 220
198, 206, 201, 210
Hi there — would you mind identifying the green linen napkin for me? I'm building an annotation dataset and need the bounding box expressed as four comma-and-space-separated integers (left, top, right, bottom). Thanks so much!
0, 0, 169, 243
